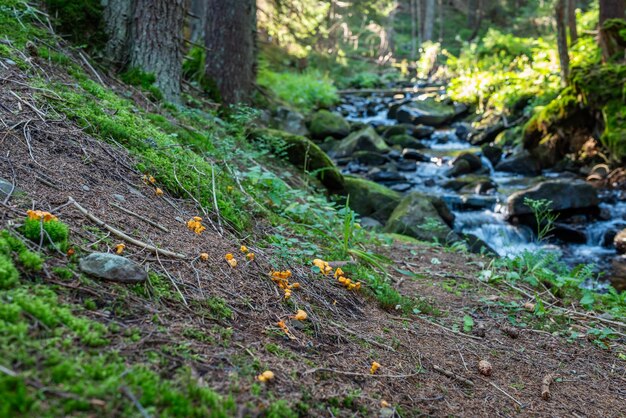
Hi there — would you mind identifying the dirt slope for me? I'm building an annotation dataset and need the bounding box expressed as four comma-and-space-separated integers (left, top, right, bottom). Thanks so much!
0, 44, 625, 418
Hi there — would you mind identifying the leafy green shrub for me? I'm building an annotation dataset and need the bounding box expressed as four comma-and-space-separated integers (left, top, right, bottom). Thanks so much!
347, 72, 381, 89
44, 0, 105, 47
257, 66, 338, 112
22, 218, 69, 246
0, 254, 19, 289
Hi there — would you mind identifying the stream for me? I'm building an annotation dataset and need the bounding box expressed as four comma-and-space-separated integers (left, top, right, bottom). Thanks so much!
333, 86, 626, 290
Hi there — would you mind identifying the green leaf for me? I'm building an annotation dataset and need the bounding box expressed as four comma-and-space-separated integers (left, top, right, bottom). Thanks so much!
580, 292, 595, 309
463, 315, 474, 333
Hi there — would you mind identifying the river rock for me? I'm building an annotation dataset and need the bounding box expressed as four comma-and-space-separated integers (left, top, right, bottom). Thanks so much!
360, 217, 383, 229
352, 150, 390, 166
367, 168, 405, 183
609, 256, 626, 292
328, 127, 390, 158
552, 223, 587, 244
614, 229, 626, 254
402, 148, 430, 162
384, 192, 458, 243
343, 176, 402, 223
395, 97, 460, 126
447, 152, 482, 177
0, 177, 15, 200
412, 124, 436, 139
248, 128, 344, 190
495, 151, 541, 176
469, 122, 506, 145
462, 233, 497, 255
482, 145, 503, 166
309, 110, 350, 140
385, 134, 426, 149
507, 180, 599, 216
390, 183, 412, 192
274, 107, 308, 136
443, 175, 492, 192
382, 125, 411, 138
396, 161, 417, 172
452, 122, 472, 141
79, 253, 147, 283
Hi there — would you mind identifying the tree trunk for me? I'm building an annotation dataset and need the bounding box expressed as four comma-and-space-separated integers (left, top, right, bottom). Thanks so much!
410, 0, 417, 59
599, 0, 626, 61
467, 0, 478, 29
423, 0, 435, 42
129, 0, 185, 102
205, 0, 257, 104
189, 0, 206, 44
555, 0, 570, 85
101, 0, 132, 66
438, 0, 444, 42
567, 0, 578, 44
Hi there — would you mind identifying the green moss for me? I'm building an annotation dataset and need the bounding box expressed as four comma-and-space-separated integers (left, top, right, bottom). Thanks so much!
601, 101, 626, 161
18, 250, 43, 271
343, 176, 401, 223
308, 109, 350, 140
0, 254, 19, 289
120, 67, 164, 101
21, 218, 69, 246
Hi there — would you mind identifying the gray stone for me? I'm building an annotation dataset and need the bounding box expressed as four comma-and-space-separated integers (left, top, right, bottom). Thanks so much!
495, 151, 541, 176
0, 178, 15, 200
507, 180, 600, 216
328, 127, 390, 158
384, 192, 458, 243
343, 176, 402, 223
274, 107, 309, 136
309, 110, 350, 140
79, 253, 147, 283
113, 194, 126, 202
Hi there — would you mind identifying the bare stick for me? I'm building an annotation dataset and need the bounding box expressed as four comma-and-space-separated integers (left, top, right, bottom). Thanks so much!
330, 320, 396, 352
68, 197, 186, 259
78, 52, 106, 87
432, 365, 474, 387
487, 380, 524, 407
210, 164, 223, 235
541, 374, 554, 400
304, 367, 421, 379
120, 386, 151, 418
109, 201, 169, 232
9, 91, 46, 120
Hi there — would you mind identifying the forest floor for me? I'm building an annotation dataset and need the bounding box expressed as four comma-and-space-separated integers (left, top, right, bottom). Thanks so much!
0, 12, 625, 418
1, 65, 625, 417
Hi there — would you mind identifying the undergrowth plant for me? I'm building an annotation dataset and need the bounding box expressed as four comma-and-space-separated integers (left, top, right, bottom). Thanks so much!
523, 197, 558, 242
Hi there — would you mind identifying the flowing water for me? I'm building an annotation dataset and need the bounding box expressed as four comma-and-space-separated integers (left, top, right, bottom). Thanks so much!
335, 89, 626, 279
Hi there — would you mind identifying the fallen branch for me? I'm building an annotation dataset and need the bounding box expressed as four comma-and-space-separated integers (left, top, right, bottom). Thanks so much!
541, 374, 554, 400
330, 320, 396, 352
303, 367, 420, 379
432, 365, 474, 387
68, 197, 186, 259
486, 380, 524, 407
109, 201, 169, 232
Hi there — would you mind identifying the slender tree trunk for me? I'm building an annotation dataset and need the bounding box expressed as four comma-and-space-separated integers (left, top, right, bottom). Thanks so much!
599, 0, 626, 61
438, 0, 444, 42
417, 0, 423, 46
555, 0, 570, 85
423, 0, 435, 42
205, 0, 257, 104
567, 0, 578, 44
101, 0, 132, 66
129, 0, 185, 102
410, 0, 417, 59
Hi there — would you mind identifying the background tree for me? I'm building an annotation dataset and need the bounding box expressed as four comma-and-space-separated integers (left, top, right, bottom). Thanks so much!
567, 0, 578, 44
599, 0, 626, 61
205, 0, 257, 103
555, 0, 570, 84
102, 0, 185, 102
423, 0, 435, 41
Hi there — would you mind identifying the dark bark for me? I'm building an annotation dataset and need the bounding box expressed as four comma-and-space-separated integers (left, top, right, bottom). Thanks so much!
555, 0, 570, 84
101, 0, 132, 66
129, 0, 185, 102
189, 0, 205, 44
567, 0, 578, 44
205, 0, 257, 104
467, 0, 478, 29
410, 0, 417, 59
599, 0, 626, 61
423, 0, 435, 42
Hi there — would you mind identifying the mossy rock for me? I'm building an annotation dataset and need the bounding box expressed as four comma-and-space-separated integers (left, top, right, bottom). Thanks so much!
309, 110, 350, 140
382, 233, 428, 245
329, 127, 390, 158
249, 128, 344, 191
395, 97, 459, 126
384, 192, 458, 243
385, 134, 425, 149
343, 176, 401, 223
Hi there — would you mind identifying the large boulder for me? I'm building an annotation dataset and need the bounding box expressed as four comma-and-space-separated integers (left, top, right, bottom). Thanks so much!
385, 134, 425, 149
495, 150, 541, 176
328, 127, 390, 158
395, 97, 459, 126
384, 192, 458, 243
482, 144, 503, 167
507, 180, 599, 217
79, 253, 147, 283
614, 229, 626, 254
274, 107, 308, 136
343, 176, 402, 223
248, 128, 344, 190
447, 152, 482, 177
309, 110, 350, 140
